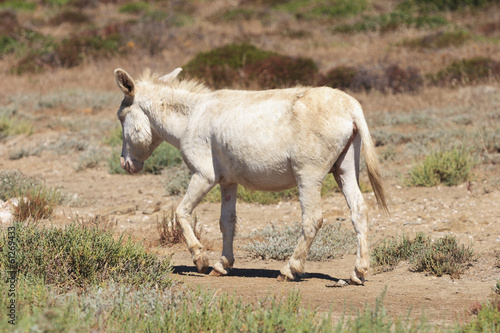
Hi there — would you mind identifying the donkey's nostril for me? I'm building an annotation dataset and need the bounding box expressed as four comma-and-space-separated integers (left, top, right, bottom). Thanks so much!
120, 156, 126, 169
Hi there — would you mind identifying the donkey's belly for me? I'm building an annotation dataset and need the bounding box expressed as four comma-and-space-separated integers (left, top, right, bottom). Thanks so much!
218, 154, 297, 191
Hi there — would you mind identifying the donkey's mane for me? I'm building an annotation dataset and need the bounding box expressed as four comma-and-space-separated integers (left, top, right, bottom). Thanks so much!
138, 68, 212, 95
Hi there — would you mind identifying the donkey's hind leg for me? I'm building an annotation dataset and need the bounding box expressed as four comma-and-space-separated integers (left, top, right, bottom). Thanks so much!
279, 173, 323, 281
176, 172, 216, 273
333, 133, 369, 285
210, 183, 238, 276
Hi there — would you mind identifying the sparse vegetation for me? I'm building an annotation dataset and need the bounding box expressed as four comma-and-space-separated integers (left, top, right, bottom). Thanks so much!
245, 222, 356, 261
0, 114, 33, 139
407, 146, 477, 186
430, 57, 500, 86
371, 232, 477, 277
0, 220, 172, 288
157, 208, 203, 246
399, 30, 471, 49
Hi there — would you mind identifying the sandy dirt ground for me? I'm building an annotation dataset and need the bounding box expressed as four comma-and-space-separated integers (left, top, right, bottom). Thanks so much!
1, 140, 499, 325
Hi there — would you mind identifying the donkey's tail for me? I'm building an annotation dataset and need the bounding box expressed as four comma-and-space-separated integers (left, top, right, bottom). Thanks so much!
352, 103, 389, 214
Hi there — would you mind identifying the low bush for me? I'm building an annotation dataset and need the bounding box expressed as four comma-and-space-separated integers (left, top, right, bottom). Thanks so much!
0, 0, 37, 11
321, 64, 423, 94
371, 232, 476, 277
275, 0, 367, 20
119, 1, 149, 14
430, 57, 500, 86
49, 8, 91, 25
408, 0, 499, 11
13, 186, 61, 222
320, 66, 358, 90
246, 55, 318, 88
463, 300, 500, 332
0, 221, 173, 288
407, 146, 477, 186
183, 43, 319, 89
157, 208, 202, 246
164, 167, 191, 196
245, 222, 356, 261
0, 170, 43, 201
183, 43, 276, 89
399, 30, 471, 49
333, 11, 447, 34
0, 115, 34, 139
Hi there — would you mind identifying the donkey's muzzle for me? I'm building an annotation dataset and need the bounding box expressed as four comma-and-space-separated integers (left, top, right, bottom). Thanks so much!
120, 156, 143, 174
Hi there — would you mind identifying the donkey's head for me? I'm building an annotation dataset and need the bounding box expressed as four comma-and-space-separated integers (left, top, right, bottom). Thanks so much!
114, 68, 162, 174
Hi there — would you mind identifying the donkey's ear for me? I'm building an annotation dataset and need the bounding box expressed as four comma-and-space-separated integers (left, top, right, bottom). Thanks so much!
114, 68, 135, 97
159, 68, 182, 83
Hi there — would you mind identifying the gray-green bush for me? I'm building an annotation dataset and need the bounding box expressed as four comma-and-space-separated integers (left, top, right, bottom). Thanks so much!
407, 146, 477, 186
0, 221, 172, 288
245, 222, 356, 261
371, 232, 476, 277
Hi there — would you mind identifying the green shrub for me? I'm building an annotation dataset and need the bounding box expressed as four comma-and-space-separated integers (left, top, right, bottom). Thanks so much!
410, 0, 498, 11
75, 147, 108, 171
320, 66, 358, 90
49, 8, 91, 25
216, 8, 257, 22
333, 9, 447, 34
276, 0, 367, 20
246, 55, 318, 88
245, 222, 356, 261
0, 170, 42, 201
430, 57, 500, 86
0, 221, 172, 288
183, 43, 320, 89
183, 43, 276, 88
0, 35, 17, 56
56, 34, 122, 68
407, 146, 477, 186
0, 0, 37, 11
164, 167, 191, 196
384, 64, 423, 94
0, 115, 33, 139
399, 30, 471, 49
463, 300, 500, 332
371, 233, 477, 277
119, 1, 150, 14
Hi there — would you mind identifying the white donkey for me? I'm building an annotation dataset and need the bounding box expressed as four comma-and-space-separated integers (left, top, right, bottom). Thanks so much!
114, 67, 388, 285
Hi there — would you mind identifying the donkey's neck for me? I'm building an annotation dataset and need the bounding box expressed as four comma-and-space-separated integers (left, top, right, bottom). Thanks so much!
141, 88, 200, 149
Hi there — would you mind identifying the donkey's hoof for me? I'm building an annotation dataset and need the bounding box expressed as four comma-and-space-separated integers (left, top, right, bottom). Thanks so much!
194, 254, 209, 274
349, 275, 365, 286
209, 269, 224, 277
349, 269, 366, 285
277, 274, 295, 282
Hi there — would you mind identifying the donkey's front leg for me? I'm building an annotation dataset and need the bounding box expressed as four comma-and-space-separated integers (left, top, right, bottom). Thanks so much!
280, 179, 323, 281
176, 173, 216, 273
210, 183, 238, 276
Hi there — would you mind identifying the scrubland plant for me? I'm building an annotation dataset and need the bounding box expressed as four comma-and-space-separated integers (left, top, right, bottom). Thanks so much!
157, 208, 202, 245
0, 170, 61, 222
407, 146, 477, 186
371, 232, 476, 277
13, 186, 61, 222
0, 220, 172, 288
245, 223, 356, 261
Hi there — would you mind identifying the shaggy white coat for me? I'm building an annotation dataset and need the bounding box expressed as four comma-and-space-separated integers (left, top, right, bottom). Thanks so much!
114, 68, 388, 285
